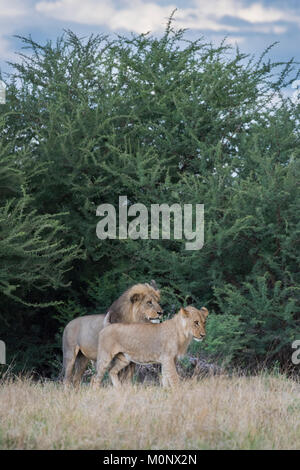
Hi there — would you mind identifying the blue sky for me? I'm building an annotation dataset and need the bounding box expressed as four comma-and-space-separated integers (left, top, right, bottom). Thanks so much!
1, 0, 300, 84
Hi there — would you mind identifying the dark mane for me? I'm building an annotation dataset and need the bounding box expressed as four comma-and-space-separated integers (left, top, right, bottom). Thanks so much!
107, 283, 160, 324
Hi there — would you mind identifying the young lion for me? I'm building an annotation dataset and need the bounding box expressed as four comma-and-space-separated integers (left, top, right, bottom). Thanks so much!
92, 306, 208, 388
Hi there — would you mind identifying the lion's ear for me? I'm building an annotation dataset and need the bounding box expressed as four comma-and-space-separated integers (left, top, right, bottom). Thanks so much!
200, 307, 209, 318
180, 307, 189, 317
130, 293, 141, 303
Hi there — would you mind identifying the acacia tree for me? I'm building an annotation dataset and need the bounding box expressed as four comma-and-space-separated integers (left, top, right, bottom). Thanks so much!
1, 19, 300, 373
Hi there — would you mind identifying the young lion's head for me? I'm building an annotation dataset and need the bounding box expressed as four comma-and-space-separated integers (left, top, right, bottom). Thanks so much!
106, 282, 163, 324
179, 306, 209, 341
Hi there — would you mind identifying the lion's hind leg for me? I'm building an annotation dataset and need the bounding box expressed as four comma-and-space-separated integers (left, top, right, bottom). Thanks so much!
109, 354, 131, 388
63, 344, 80, 386
73, 353, 89, 387
118, 362, 135, 384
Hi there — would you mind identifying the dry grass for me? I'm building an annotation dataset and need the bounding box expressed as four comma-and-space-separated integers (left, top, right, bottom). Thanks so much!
0, 373, 299, 449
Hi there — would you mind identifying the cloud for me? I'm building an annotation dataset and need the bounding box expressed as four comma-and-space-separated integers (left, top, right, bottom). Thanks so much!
0, 37, 15, 61
175, 1, 298, 33
36, 0, 177, 34
0, 0, 29, 63
0, 0, 26, 18
234, 2, 292, 24
35, 0, 300, 34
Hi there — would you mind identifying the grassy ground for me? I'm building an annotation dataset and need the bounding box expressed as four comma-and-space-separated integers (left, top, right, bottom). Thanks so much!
0, 373, 299, 449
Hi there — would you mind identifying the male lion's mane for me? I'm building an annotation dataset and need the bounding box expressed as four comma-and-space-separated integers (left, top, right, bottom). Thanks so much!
106, 283, 160, 324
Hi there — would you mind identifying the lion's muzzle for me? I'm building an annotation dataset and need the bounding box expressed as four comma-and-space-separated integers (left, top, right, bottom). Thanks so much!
193, 334, 205, 342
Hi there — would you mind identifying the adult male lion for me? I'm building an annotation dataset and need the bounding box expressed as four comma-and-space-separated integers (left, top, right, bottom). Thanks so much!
62, 281, 163, 385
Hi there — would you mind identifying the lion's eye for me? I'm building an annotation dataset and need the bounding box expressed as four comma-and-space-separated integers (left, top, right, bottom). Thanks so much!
194, 321, 199, 326
147, 300, 152, 305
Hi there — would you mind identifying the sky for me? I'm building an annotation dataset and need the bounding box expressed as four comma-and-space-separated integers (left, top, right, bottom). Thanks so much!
0, 0, 300, 86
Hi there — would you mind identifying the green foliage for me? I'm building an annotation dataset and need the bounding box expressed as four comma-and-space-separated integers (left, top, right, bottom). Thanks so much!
0, 114, 83, 373
210, 274, 299, 367
1, 19, 299, 373
0, 193, 79, 306
0, 114, 82, 304
202, 313, 244, 365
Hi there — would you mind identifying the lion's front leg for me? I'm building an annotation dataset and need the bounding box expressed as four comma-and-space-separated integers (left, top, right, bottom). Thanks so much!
161, 358, 180, 388
109, 354, 131, 387
91, 352, 113, 388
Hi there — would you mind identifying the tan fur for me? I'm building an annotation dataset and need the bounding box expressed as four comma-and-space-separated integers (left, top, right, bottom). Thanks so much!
62, 283, 163, 385
92, 306, 209, 388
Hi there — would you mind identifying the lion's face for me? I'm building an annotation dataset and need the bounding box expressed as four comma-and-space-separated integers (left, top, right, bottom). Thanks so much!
107, 282, 163, 325
130, 291, 163, 323
180, 306, 208, 341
